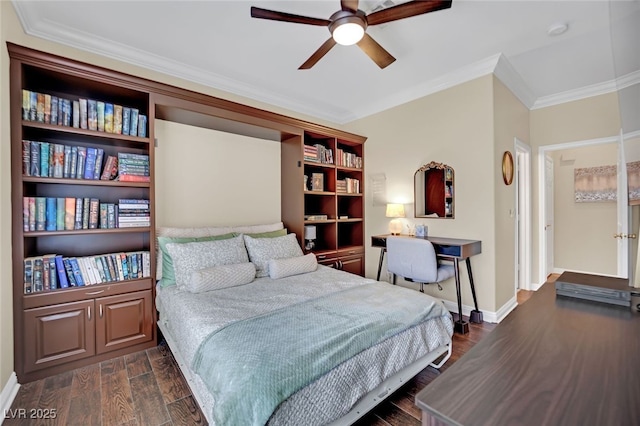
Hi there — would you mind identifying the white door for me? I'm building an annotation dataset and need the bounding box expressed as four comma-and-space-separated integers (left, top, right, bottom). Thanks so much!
515, 139, 531, 291
544, 154, 554, 278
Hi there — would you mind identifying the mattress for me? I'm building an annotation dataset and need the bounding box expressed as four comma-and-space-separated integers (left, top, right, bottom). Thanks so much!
156, 265, 453, 425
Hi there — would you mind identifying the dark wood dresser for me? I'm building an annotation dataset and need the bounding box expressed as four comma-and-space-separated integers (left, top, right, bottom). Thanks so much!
416, 278, 640, 425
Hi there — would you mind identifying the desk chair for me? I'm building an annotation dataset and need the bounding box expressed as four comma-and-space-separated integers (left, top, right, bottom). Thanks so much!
386, 237, 456, 292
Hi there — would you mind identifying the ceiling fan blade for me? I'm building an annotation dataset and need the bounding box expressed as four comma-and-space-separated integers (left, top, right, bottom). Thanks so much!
299, 38, 337, 70
251, 6, 331, 26
341, 0, 359, 13
366, 0, 452, 26
357, 33, 396, 69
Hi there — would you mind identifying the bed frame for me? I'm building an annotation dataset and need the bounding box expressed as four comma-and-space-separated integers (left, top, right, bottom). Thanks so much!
158, 318, 451, 425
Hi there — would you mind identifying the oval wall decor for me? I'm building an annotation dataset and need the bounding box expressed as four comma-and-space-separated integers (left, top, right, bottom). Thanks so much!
502, 151, 514, 185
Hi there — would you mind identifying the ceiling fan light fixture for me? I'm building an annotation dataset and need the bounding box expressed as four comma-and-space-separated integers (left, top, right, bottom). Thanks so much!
331, 19, 365, 45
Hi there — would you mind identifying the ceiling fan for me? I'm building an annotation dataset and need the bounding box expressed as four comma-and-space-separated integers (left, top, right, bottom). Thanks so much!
250, 0, 453, 70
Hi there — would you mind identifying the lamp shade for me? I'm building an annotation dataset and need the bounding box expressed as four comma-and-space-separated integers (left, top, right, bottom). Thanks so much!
304, 225, 317, 240
385, 203, 405, 218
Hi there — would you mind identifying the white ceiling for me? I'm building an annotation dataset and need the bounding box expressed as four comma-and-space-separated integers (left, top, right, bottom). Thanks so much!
11, 0, 640, 124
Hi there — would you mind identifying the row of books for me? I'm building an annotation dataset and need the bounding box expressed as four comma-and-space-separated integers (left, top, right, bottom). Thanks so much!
304, 144, 333, 164
21, 90, 148, 137
23, 197, 150, 232
335, 149, 363, 169
117, 152, 150, 182
23, 251, 151, 294
337, 178, 360, 194
23, 140, 114, 180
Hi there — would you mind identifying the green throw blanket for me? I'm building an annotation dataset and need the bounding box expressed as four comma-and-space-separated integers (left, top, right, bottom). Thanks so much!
191, 281, 450, 425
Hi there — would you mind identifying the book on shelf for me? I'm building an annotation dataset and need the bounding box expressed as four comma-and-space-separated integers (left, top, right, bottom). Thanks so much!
62, 99, 72, 126
69, 146, 78, 179
22, 90, 30, 121
56, 197, 65, 230
104, 103, 114, 133
72, 100, 80, 128
50, 95, 58, 125
64, 197, 76, 231
138, 114, 148, 138
69, 258, 85, 286
22, 197, 29, 232
29, 141, 40, 177
100, 155, 118, 180
23, 257, 33, 293
76, 146, 87, 179
129, 108, 139, 136
62, 145, 72, 178
81, 197, 90, 229
62, 258, 76, 287
52, 144, 64, 178
84, 147, 97, 179
93, 148, 104, 180
89, 198, 99, 229
33, 257, 44, 292
28, 197, 35, 231
114, 105, 123, 134
35, 197, 46, 231
79, 98, 88, 129
36, 93, 45, 122
45, 197, 57, 231
55, 255, 69, 289
122, 107, 131, 136
107, 204, 116, 228
44, 94, 51, 124
74, 197, 83, 230
88, 99, 98, 131
311, 173, 324, 191
97, 101, 105, 132
304, 214, 328, 221
40, 141, 50, 178
22, 140, 30, 176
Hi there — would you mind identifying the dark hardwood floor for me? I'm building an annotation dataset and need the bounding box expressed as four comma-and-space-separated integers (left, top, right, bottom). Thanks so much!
5, 316, 497, 426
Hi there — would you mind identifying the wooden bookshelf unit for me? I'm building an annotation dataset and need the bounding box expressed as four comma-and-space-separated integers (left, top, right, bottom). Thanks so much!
8, 42, 367, 383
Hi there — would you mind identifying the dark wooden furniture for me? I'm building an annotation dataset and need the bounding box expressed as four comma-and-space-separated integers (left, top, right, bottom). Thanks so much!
372, 234, 482, 334
282, 131, 365, 276
9, 42, 367, 382
416, 279, 640, 425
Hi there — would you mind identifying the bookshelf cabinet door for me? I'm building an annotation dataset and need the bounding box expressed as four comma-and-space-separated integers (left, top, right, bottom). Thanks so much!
23, 300, 96, 373
95, 290, 153, 355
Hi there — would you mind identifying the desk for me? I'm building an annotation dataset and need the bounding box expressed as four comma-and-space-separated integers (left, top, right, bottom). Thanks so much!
371, 234, 482, 334
415, 279, 640, 425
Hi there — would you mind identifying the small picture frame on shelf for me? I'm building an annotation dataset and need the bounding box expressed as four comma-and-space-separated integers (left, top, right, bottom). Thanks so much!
311, 173, 324, 191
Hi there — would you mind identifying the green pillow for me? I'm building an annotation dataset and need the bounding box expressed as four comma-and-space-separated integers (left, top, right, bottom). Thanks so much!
244, 228, 287, 238
158, 232, 237, 287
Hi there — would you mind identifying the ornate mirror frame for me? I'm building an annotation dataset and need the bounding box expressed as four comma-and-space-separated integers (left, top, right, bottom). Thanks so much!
414, 161, 455, 219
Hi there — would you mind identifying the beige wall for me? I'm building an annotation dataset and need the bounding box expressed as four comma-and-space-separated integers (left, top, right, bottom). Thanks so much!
346, 76, 499, 311
154, 120, 281, 227
492, 76, 530, 307
551, 145, 618, 275
530, 93, 621, 283
1, 0, 15, 392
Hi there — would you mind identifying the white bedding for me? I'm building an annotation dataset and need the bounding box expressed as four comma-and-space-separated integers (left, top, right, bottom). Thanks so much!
156, 265, 453, 425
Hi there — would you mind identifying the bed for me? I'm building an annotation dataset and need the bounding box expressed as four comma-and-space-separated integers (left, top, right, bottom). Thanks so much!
155, 223, 454, 425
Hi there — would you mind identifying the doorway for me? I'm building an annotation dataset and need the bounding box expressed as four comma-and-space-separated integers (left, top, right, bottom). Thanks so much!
538, 135, 625, 284
515, 139, 531, 291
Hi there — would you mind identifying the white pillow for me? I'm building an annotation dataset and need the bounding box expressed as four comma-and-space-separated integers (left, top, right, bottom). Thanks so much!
269, 253, 318, 279
164, 235, 249, 290
156, 222, 283, 278
243, 233, 303, 278
187, 263, 256, 293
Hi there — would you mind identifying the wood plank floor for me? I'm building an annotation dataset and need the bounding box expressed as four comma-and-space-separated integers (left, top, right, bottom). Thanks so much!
6, 315, 499, 426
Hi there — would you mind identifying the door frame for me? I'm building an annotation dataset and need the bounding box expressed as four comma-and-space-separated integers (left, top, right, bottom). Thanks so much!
515, 138, 532, 291
538, 135, 622, 286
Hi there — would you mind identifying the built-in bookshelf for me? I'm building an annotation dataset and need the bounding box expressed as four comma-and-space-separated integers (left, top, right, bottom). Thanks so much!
9, 43, 156, 382
282, 131, 366, 275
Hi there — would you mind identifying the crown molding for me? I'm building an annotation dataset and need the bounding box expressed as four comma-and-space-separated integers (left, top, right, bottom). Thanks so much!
531, 70, 640, 110
12, 1, 353, 124
492, 54, 537, 108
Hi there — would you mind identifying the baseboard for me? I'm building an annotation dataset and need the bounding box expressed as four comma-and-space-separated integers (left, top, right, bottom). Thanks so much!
0, 372, 20, 425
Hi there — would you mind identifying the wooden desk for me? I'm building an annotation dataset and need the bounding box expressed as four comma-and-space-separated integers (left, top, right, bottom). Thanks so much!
416, 280, 640, 425
371, 234, 482, 334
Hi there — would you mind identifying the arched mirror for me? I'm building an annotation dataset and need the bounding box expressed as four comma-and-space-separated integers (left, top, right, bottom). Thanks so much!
414, 162, 454, 218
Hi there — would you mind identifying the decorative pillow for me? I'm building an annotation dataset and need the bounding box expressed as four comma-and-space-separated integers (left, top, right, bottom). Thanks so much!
187, 263, 256, 293
157, 232, 237, 287
244, 228, 287, 239
243, 233, 304, 278
268, 253, 318, 279
165, 235, 249, 290
156, 222, 284, 278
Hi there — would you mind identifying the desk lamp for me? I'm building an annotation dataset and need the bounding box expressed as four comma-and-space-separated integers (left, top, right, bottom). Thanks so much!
304, 225, 316, 250
385, 203, 405, 235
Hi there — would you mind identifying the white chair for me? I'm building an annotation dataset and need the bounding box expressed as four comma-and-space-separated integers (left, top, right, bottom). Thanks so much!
386, 236, 456, 292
